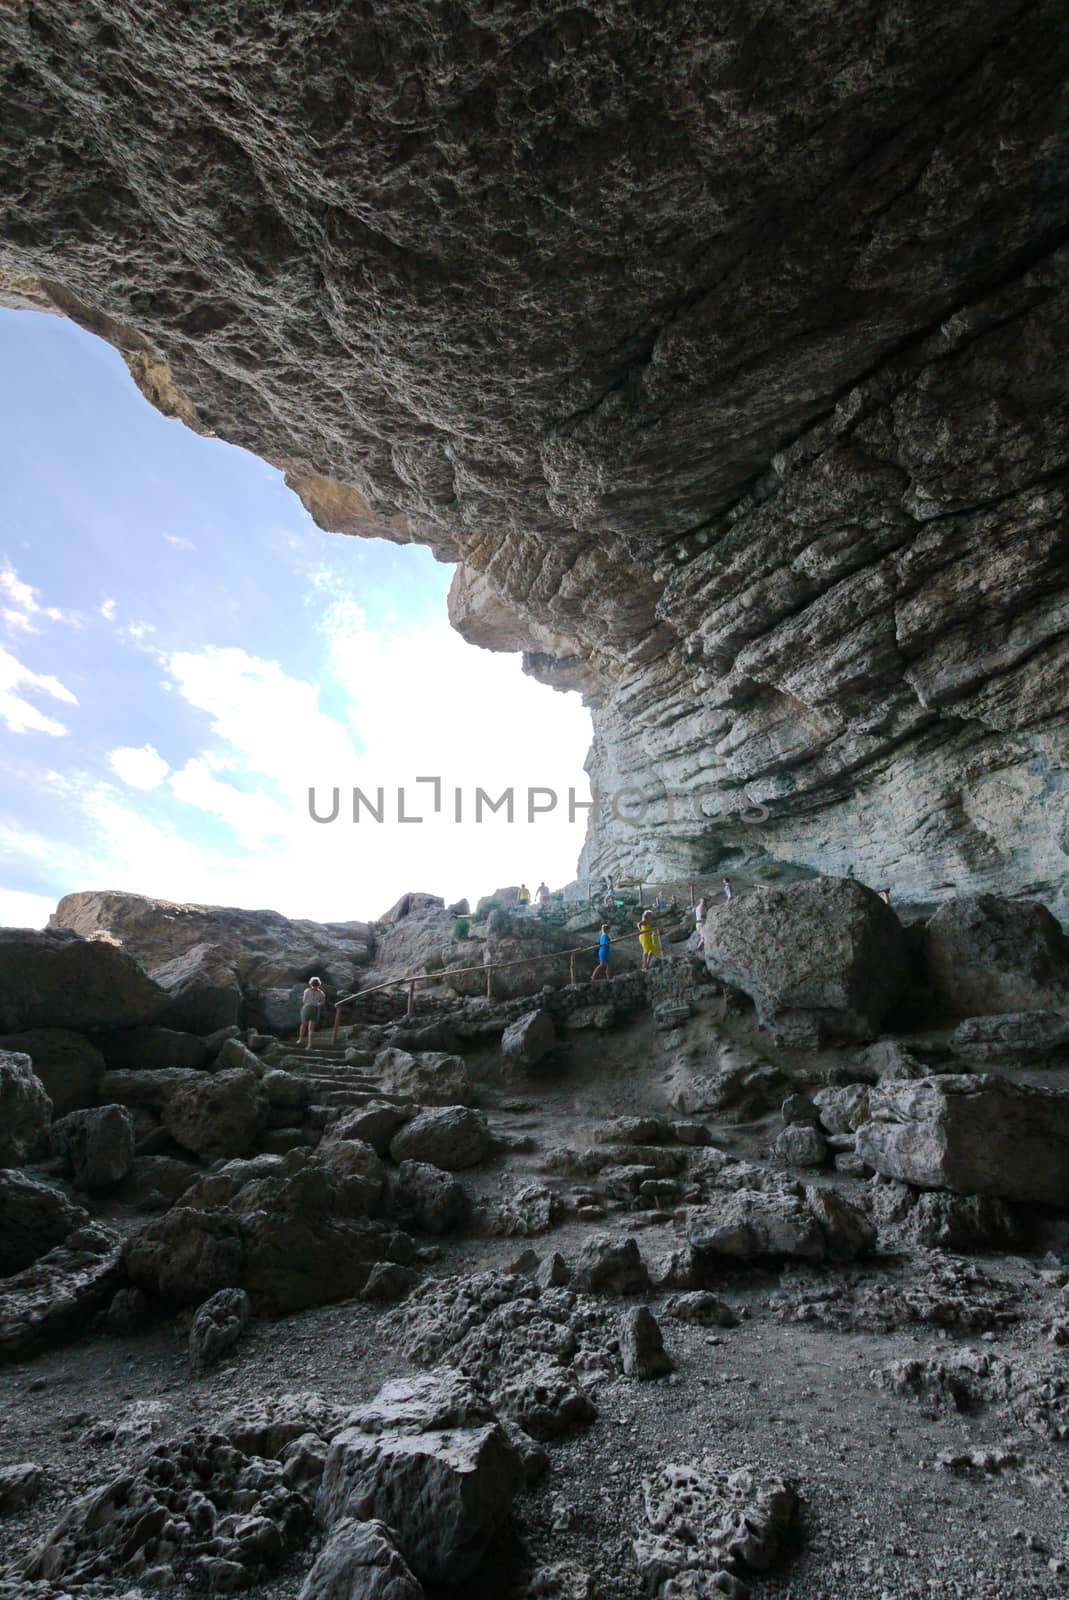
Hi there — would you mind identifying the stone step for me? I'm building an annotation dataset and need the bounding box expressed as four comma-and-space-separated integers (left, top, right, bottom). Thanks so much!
277, 1053, 358, 1070
304, 1075, 381, 1091
277, 1045, 352, 1058
309, 1088, 417, 1110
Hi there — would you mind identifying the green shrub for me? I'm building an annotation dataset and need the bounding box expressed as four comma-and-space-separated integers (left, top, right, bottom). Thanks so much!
454, 917, 471, 941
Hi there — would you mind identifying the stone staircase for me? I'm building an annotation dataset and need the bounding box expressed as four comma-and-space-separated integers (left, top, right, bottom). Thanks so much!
276, 1042, 414, 1110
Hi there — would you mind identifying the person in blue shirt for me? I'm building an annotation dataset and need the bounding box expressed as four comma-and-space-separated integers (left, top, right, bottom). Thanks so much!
591, 923, 613, 982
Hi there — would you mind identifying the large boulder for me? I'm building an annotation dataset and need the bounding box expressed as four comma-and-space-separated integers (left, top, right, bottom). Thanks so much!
0, 1168, 89, 1275
123, 1153, 200, 1212
216, 1036, 267, 1075
0, 1029, 105, 1117
98, 1066, 208, 1112
298, 1518, 424, 1600
161, 1067, 270, 1161
151, 942, 244, 1034
96, 1025, 210, 1071
949, 1011, 1069, 1063
392, 1161, 472, 1234
314, 1139, 388, 1216
256, 985, 307, 1035
124, 1149, 415, 1311
323, 1102, 413, 1157
379, 892, 446, 923
703, 878, 907, 1046
480, 935, 571, 1001
0, 1050, 52, 1167
0, 1222, 124, 1359
52, 890, 373, 991
388, 1107, 492, 1171
373, 1049, 475, 1106
317, 1374, 523, 1586
50, 1105, 136, 1190
0, 928, 166, 1034
501, 1009, 556, 1067
923, 894, 1069, 1019
855, 1074, 1069, 1207
686, 1183, 875, 1264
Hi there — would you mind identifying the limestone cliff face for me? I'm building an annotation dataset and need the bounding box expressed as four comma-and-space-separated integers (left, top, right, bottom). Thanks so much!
2, 2, 1068, 911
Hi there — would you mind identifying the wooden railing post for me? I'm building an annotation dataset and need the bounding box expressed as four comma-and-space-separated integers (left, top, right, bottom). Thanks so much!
407, 980, 416, 1017
332, 1005, 341, 1043
486, 964, 493, 1000
569, 952, 576, 985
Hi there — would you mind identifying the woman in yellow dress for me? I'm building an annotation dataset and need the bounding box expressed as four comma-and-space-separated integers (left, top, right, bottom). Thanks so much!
638, 910, 657, 971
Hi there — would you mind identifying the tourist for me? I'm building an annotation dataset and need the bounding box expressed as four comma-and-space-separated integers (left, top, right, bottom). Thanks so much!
695, 894, 708, 952
536, 881, 551, 906
602, 874, 615, 905
722, 877, 733, 900
591, 923, 613, 982
298, 976, 325, 1050
517, 883, 531, 907
638, 909, 657, 971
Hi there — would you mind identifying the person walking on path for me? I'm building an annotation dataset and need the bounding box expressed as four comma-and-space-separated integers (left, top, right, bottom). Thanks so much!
591, 923, 613, 982
517, 883, 531, 907
602, 874, 615, 906
298, 976, 325, 1050
536, 881, 551, 909
695, 895, 709, 952
722, 877, 733, 901
638, 910, 657, 971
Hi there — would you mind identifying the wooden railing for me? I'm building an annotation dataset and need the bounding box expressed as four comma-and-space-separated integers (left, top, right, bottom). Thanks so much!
575, 878, 703, 908
329, 917, 689, 1040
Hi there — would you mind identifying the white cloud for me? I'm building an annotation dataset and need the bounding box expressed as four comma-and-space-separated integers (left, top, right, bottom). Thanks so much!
0, 645, 78, 736
99, 597, 118, 622
122, 621, 156, 642
108, 743, 171, 790
169, 756, 290, 846
163, 533, 195, 552
0, 565, 74, 634
0, 886, 57, 929
1, 590, 593, 923
166, 645, 352, 792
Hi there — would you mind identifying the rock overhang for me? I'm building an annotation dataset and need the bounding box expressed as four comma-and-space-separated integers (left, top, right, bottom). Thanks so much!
1, 0, 1067, 908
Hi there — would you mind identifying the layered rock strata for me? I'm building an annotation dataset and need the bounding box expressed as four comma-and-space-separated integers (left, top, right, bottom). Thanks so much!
1, 3, 1068, 907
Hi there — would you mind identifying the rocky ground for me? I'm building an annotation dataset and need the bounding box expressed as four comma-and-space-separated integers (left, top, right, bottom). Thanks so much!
3, 956, 1069, 1600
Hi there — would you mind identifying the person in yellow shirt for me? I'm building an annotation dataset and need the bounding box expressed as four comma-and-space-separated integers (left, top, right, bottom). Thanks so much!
517, 884, 531, 907
638, 910, 657, 971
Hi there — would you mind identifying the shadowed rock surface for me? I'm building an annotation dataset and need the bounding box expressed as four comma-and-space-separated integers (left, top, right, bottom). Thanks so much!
1, 3, 1067, 908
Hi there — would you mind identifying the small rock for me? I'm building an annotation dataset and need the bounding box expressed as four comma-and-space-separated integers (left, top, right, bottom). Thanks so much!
361, 1263, 418, 1302
571, 1235, 649, 1295
0, 1462, 44, 1511
772, 1123, 828, 1168
189, 1286, 251, 1374
663, 1291, 739, 1328
620, 1306, 674, 1379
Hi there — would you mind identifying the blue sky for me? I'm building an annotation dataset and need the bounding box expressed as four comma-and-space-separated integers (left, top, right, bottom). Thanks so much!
0, 309, 593, 926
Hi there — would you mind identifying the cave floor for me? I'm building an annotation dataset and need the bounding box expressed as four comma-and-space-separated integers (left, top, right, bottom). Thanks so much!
2, 1003, 1068, 1599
